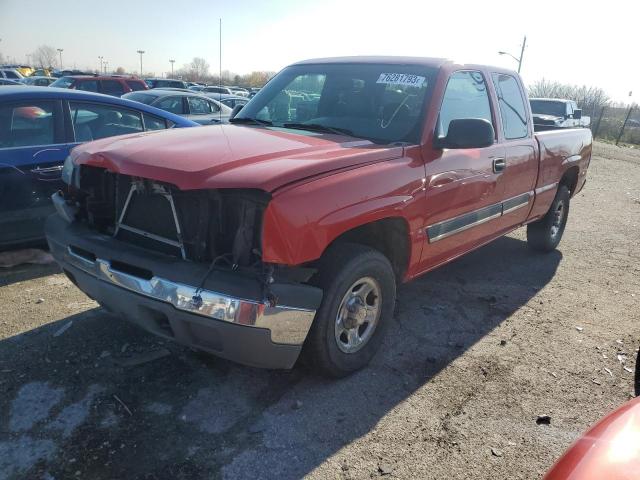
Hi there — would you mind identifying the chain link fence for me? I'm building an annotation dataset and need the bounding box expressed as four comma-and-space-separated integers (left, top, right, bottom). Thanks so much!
592, 105, 639, 145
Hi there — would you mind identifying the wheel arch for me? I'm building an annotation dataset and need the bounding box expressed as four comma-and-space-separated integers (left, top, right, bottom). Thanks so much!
318, 217, 411, 280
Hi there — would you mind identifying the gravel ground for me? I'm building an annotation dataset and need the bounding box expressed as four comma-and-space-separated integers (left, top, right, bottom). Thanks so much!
0, 141, 638, 480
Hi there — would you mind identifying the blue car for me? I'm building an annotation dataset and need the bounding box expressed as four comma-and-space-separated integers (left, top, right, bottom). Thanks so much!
0, 86, 198, 248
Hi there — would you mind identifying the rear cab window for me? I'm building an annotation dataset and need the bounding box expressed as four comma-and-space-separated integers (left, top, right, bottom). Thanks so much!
491, 73, 528, 139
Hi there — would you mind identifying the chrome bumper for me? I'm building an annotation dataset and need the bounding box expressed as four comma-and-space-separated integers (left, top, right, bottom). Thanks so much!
61, 246, 315, 345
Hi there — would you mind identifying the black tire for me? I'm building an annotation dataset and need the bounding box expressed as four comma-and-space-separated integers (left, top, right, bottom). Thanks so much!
303, 243, 396, 378
527, 185, 570, 252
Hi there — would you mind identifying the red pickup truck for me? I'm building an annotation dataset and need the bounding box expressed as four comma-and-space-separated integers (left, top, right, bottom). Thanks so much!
46, 57, 591, 376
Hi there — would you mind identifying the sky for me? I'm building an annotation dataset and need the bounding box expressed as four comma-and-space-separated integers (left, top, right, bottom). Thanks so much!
0, 0, 638, 103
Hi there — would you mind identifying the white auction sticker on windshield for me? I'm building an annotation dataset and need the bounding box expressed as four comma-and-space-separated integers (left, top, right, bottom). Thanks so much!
376, 73, 426, 87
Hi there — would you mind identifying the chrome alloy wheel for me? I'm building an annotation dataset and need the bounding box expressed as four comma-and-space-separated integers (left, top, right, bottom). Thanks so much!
334, 277, 382, 354
550, 200, 565, 238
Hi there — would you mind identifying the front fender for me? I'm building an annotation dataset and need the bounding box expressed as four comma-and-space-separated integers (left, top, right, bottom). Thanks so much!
261, 154, 427, 266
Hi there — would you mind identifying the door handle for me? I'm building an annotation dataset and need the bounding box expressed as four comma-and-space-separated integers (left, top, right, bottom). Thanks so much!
492, 157, 506, 173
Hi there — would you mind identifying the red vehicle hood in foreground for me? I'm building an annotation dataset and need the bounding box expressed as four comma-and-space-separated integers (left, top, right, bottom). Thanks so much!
545, 396, 640, 479
70, 125, 404, 193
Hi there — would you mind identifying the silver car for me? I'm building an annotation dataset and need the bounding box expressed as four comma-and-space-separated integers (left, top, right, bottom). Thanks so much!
122, 90, 231, 125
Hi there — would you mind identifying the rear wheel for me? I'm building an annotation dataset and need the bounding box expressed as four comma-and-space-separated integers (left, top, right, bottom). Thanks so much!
527, 185, 570, 252
303, 243, 396, 377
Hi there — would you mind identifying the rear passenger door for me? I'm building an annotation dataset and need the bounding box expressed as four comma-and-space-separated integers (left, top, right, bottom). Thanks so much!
490, 73, 537, 225
0, 100, 70, 244
421, 70, 506, 267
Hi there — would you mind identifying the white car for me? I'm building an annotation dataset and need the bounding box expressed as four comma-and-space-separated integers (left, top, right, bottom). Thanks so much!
530, 98, 591, 129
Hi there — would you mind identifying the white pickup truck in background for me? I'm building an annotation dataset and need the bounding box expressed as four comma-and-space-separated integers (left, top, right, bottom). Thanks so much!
530, 98, 591, 130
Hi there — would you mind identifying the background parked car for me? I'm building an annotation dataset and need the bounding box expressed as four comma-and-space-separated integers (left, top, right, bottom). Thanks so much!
0, 79, 24, 86
31, 68, 53, 77
1, 65, 33, 77
0, 68, 25, 81
228, 86, 249, 97
0, 86, 198, 248
203, 92, 249, 109
49, 75, 148, 97
123, 89, 231, 125
144, 78, 189, 89
201, 85, 232, 95
20, 76, 56, 87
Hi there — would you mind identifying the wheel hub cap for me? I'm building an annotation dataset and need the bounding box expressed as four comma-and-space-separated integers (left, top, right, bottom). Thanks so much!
335, 277, 381, 354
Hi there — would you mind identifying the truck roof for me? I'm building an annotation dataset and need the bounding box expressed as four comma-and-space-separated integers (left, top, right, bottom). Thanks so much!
291, 56, 519, 75
530, 98, 573, 103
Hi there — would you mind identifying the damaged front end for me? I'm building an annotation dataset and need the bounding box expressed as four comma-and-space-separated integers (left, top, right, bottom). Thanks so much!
46, 164, 322, 369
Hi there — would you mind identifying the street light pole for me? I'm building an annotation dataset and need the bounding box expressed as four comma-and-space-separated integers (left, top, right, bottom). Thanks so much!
137, 50, 145, 76
169, 59, 175, 77
57, 48, 64, 70
98, 55, 103, 74
498, 35, 526, 73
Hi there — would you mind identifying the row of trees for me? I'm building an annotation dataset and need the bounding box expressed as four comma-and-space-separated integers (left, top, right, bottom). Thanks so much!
12, 45, 274, 88
527, 79, 610, 117
172, 57, 274, 87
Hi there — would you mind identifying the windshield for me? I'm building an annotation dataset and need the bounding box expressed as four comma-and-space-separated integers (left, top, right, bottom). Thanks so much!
50, 76, 74, 89
530, 100, 566, 117
235, 63, 436, 144
123, 92, 157, 105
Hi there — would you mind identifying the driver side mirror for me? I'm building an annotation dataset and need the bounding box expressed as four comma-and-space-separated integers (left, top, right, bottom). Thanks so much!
230, 104, 244, 119
435, 118, 495, 149
572, 109, 582, 120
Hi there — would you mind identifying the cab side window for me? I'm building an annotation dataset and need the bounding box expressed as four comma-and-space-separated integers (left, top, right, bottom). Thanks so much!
438, 71, 492, 137
0, 102, 56, 148
491, 73, 528, 139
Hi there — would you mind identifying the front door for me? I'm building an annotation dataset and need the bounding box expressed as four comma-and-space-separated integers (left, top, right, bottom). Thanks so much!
420, 70, 506, 270
0, 100, 70, 246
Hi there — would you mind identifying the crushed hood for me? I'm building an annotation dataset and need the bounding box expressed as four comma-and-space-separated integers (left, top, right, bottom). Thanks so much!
71, 125, 404, 193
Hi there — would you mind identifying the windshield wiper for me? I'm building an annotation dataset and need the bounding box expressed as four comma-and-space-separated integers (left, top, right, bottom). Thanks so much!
229, 117, 273, 126
282, 123, 356, 137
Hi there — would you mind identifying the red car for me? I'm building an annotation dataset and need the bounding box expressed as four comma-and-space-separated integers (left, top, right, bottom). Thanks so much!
46, 57, 591, 376
49, 75, 148, 97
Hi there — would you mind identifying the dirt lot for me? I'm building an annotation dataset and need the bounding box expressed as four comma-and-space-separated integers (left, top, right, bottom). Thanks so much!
0, 141, 638, 480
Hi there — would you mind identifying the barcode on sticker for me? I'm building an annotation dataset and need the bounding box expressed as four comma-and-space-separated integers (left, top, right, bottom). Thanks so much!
376, 73, 426, 87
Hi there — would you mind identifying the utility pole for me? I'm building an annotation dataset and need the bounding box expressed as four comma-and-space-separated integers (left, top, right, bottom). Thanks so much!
57, 48, 64, 69
137, 50, 145, 76
517, 36, 526, 74
169, 59, 175, 77
498, 35, 526, 73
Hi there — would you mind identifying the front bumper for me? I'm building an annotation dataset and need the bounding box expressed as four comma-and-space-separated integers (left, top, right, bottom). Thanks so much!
45, 214, 322, 369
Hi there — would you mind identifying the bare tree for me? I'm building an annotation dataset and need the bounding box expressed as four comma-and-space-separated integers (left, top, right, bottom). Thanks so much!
528, 79, 610, 117
181, 57, 210, 82
115, 66, 126, 75
31, 45, 58, 69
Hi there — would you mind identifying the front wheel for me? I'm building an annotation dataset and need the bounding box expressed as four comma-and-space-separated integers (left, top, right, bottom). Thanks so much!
303, 243, 396, 377
527, 185, 570, 252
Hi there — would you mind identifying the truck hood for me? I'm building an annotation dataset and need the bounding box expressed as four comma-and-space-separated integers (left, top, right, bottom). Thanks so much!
532, 114, 563, 123
71, 125, 404, 193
